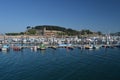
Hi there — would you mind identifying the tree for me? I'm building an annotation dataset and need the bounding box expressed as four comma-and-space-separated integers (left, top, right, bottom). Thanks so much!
20, 32, 25, 35
80, 30, 86, 35
28, 29, 36, 35
80, 29, 93, 35
97, 31, 102, 35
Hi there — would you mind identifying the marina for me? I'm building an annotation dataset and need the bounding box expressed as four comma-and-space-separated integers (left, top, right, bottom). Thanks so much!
0, 0, 120, 80
0, 35, 120, 80
0, 15, 120, 80
0, 35, 120, 51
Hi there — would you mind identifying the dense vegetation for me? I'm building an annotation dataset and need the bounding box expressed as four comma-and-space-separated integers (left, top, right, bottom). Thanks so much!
5, 32, 24, 35
27, 29, 36, 35
80, 29, 93, 35
34, 25, 66, 31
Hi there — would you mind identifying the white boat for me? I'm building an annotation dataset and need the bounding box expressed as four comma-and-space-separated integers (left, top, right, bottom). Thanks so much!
2, 47, 7, 51
31, 46, 37, 51
2, 45, 10, 51
93, 45, 101, 49
58, 44, 67, 48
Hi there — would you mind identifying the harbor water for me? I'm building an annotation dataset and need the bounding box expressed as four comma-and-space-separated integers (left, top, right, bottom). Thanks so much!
0, 48, 120, 80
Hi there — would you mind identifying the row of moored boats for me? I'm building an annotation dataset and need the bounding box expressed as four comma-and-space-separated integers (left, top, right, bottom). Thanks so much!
0, 43, 120, 52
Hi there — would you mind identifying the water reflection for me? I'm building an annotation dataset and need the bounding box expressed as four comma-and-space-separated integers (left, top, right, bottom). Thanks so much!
1, 51, 10, 54
31, 49, 37, 53
0, 47, 120, 80
40, 50, 46, 54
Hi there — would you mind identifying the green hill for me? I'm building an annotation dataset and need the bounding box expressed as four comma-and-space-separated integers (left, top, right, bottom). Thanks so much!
33, 25, 79, 36
5, 25, 103, 36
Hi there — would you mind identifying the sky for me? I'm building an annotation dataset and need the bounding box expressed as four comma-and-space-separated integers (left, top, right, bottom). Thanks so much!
0, 0, 120, 33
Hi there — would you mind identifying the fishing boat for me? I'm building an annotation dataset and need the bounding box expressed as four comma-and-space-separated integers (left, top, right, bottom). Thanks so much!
38, 43, 46, 50
84, 45, 93, 49
13, 46, 21, 51
66, 44, 74, 50
51, 46, 57, 50
12, 44, 22, 51
2, 44, 10, 51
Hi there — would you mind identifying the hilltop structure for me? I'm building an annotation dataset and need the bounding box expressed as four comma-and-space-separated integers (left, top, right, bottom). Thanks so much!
35, 27, 62, 37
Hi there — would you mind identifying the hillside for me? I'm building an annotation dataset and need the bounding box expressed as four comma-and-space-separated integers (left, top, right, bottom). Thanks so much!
5, 25, 103, 36
33, 25, 79, 36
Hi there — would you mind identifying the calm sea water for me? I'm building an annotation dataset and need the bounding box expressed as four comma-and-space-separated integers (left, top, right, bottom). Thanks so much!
0, 48, 120, 80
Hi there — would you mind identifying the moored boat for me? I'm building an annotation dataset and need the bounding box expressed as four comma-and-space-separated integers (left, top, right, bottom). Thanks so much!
38, 43, 46, 50
31, 46, 37, 51
66, 44, 74, 50
58, 44, 67, 48
0, 48, 1, 51
84, 45, 93, 50
51, 46, 57, 50
2, 45, 10, 51
0, 44, 2, 51
93, 45, 101, 49
12, 44, 23, 51
13, 46, 21, 51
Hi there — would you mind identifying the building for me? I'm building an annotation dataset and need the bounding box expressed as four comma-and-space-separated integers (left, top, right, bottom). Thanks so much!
36, 27, 62, 37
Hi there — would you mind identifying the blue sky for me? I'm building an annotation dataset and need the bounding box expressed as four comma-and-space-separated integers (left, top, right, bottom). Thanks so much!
0, 0, 120, 33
